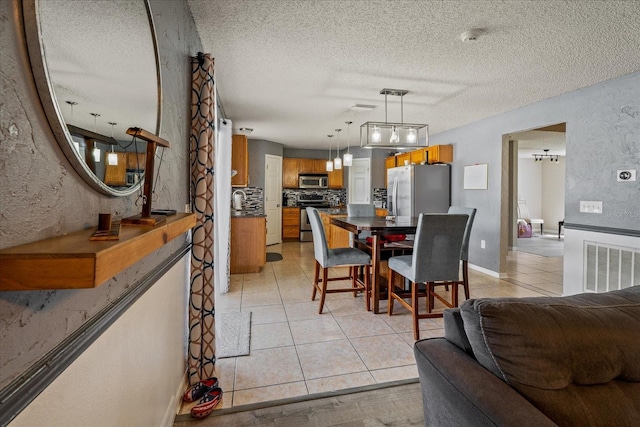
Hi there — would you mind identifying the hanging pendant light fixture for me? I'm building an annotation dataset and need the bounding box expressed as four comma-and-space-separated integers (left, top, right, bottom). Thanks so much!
334, 128, 342, 169
90, 112, 101, 162
343, 121, 353, 166
360, 88, 428, 149
326, 134, 334, 172
107, 122, 119, 166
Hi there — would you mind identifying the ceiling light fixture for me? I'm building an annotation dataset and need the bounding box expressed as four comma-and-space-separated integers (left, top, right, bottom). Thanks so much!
107, 122, 118, 166
533, 148, 559, 162
334, 128, 342, 170
360, 89, 428, 149
326, 134, 334, 172
90, 112, 101, 162
343, 121, 353, 166
239, 127, 253, 135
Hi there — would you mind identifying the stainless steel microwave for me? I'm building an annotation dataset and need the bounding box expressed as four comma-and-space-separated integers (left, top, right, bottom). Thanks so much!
299, 175, 328, 189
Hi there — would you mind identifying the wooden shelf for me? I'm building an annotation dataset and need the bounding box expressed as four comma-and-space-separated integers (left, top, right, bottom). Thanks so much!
0, 213, 196, 291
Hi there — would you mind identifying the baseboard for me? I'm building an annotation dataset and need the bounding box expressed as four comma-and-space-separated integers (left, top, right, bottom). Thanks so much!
468, 263, 506, 279
166, 370, 189, 427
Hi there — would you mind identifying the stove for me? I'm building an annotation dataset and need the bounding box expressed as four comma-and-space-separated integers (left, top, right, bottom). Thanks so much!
297, 194, 330, 209
298, 194, 330, 241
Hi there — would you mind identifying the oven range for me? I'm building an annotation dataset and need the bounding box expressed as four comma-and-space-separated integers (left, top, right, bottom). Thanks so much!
297, 194, 330, 241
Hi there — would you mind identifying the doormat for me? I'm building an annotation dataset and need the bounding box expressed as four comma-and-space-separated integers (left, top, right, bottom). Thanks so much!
266, 252, 283, 262
217, 311, 251, 358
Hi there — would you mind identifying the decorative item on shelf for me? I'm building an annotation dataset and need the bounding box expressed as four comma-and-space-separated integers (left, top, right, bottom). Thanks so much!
360, 88, 428, 149
121, 127, 171, 226
343, 121, 353, 166
89, 213, 121, 241
533, 148, 559, 162
334, 128, 342, 169
326, 134, 334, 172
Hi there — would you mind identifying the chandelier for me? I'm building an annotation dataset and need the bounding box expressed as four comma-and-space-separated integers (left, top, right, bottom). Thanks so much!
360, 89, 428, 149
533, 149, 559, 162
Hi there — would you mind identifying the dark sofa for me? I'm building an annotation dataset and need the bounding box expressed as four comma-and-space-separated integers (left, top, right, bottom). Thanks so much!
413, 286, 640, 426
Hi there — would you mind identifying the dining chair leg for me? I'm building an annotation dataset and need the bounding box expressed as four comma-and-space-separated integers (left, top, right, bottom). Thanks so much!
387, 268, 395, 316
312, 261, 320, 301
351, 266, 358, 298
318, 267, 329, 314
427, 282, 434, 313
412, 281, 420, 341
452, 280, 459, 308
365, 265, 371, 312
462, 260, 470, 300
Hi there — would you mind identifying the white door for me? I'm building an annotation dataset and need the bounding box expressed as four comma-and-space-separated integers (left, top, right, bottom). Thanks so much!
348, 158, 371, 204
264, 154, 283, 245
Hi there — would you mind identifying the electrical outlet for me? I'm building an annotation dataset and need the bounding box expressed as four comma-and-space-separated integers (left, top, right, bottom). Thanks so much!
184, 203, 191, 213
580, 201, 603, 214
480, 240, 486, 249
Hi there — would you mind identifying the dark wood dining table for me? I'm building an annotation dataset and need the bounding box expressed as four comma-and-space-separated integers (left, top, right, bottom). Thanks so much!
330, 216, 418, 313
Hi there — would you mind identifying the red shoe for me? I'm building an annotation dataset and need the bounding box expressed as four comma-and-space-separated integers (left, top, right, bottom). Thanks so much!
190, 387, 223, 418
182, 377, 219, 402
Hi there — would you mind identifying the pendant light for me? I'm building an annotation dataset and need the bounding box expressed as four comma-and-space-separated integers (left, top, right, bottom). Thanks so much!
326, 134, 334, 172
107, 122, 118, 166
90, 113, 101, 162
334, 128, 342, 169
360, 88, 428, 149
343, 121, 353, 166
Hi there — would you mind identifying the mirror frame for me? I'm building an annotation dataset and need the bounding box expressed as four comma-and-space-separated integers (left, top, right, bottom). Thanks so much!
23, 0, 163, 197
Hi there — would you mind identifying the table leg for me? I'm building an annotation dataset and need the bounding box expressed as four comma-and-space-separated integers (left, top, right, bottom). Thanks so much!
371, 234, 381, 314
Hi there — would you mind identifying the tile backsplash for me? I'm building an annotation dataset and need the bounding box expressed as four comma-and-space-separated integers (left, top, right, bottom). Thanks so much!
231, 187, 263, 210
283, 189, 347, 207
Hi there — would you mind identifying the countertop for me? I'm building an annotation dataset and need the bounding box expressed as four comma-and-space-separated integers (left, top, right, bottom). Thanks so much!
231, 209, 266, 218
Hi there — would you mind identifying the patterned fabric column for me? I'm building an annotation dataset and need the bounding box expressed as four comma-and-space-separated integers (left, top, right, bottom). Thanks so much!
188, 53, 216, 384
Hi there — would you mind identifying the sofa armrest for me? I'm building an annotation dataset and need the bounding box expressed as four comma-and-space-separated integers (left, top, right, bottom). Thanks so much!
414, 338, 557, 427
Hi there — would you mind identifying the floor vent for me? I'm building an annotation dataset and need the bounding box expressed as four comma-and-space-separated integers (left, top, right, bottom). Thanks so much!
584, 241, 639, 292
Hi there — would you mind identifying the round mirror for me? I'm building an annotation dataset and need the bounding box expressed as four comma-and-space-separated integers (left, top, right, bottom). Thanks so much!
24, 0, 161, 196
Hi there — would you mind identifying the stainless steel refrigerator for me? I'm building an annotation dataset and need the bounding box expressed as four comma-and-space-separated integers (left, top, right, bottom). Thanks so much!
387, 164, 451, 218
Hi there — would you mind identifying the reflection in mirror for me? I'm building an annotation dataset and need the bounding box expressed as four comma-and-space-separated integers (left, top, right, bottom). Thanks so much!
25, 0, 161, 196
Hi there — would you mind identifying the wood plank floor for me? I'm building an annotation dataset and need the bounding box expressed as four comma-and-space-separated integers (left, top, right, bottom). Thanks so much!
174, 381, 423, 426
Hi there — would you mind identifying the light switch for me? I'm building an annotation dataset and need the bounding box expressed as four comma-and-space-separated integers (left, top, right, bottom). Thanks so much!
579, 201, 603, 214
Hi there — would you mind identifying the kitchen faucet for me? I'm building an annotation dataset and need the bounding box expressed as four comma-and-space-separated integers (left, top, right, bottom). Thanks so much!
232, 190, 246, 210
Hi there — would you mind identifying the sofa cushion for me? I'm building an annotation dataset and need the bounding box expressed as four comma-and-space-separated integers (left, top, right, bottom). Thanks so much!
459, 287, 640, 425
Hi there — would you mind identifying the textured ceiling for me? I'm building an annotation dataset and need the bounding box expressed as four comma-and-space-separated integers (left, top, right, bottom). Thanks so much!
188, 0, 640, 149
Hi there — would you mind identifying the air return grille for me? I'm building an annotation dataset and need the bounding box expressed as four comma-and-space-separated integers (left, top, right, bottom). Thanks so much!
584, 241, 639, 292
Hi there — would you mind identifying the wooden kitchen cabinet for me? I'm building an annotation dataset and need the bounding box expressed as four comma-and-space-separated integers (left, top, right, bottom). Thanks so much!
313, 159, 327, 173
230, 216, 266, 273
410, 148, 427, 164
395, 152, 411, 166
282, 207, 300, 239
426, 144, 453, 164
298, 158, 314, 174
283, 158, 299, 188
328, 168, 343, 188
231, 134, 249, 186
318, 212, 349, 249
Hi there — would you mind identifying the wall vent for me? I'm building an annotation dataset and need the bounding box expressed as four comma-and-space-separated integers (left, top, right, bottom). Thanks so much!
584, 241, 639, 292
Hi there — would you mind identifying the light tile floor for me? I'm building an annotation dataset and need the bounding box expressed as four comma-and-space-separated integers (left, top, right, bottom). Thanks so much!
179, 240, 563, 414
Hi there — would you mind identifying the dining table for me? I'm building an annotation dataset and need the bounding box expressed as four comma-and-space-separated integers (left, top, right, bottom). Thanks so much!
330, 216, 418, 314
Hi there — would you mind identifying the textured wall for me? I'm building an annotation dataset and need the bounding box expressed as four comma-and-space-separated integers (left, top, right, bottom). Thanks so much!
431, 71, 640, 273
247, 138, 283, 188
0, 0, 202, 390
